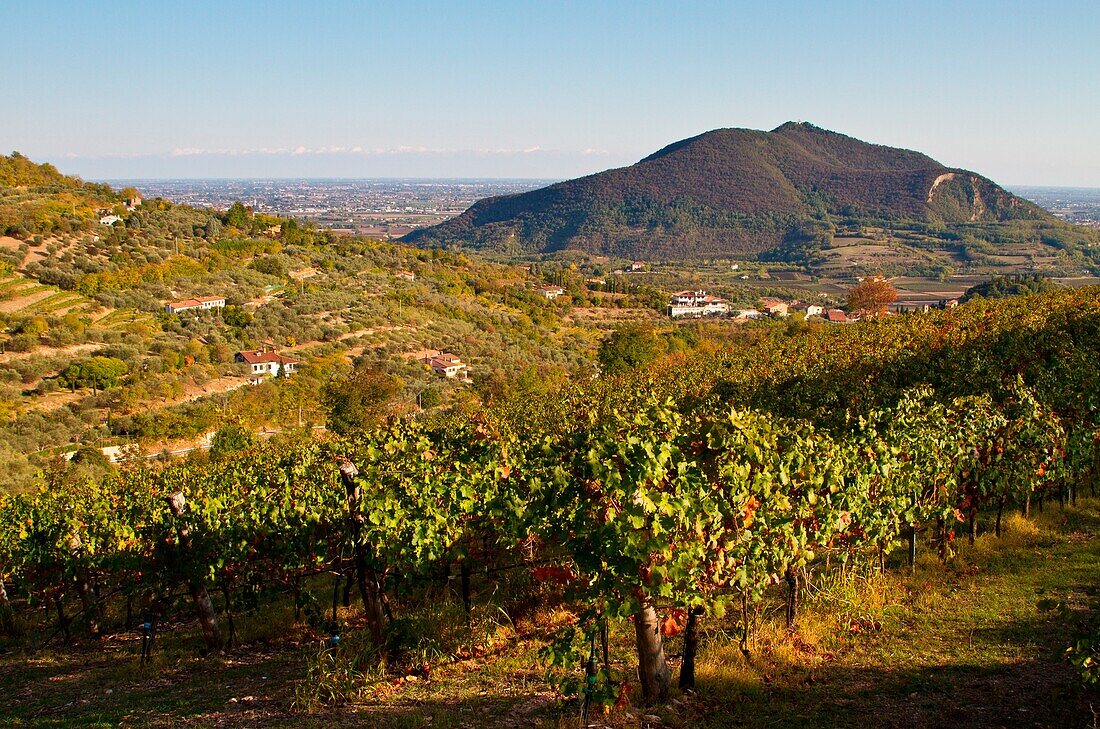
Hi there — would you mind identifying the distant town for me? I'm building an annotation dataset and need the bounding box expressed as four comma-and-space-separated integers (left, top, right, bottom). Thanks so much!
105, 178, 552, 238
1010, 186, 1100, 228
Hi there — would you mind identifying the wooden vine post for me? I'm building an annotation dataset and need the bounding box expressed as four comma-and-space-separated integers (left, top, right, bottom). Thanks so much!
633, 601, 671, 703
678, 606, 703, 691
68, 533, 102, 638
338, 460, 387, 648
166, 492, 222, 652
0, 576, 14, 636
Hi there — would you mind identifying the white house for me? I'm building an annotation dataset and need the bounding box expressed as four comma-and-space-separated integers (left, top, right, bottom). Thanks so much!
99, 214, 123, 226
538, 284, 566, 300
416, 351, 468, 379
236, 349, 300, 382
668, 290, 731, 318
165, 296, 226, 314
429, 354, 468, 379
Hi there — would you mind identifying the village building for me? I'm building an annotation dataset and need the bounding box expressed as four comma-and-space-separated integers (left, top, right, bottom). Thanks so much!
538, 284, 565, 300
395, 270, 416, 281
667, 290, 731, 318
759, 298, 790, 317
99, 214, 123, 226
165, 296, 227, 314
410, 350, 470, 379
791, 302, 826, 318
428, 352, 468, 379
825, 309, 854, 324
890, 301, 934, 314
236, 348, 300, 383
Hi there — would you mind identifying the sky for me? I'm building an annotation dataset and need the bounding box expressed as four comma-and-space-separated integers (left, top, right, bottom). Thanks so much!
2, 0, 1099, 185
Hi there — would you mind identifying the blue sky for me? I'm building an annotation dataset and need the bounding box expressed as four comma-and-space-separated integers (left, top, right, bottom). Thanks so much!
3, 0, 1098, 184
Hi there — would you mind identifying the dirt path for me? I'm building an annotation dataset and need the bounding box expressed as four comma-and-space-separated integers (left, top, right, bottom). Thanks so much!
0, 341, 101, 364
0, 286, 56, 313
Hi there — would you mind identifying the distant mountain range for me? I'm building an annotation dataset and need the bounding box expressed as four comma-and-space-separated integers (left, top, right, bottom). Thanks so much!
404, 123, 1059, 260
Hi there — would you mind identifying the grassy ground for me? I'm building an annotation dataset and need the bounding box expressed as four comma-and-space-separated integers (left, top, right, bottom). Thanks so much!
1, 500, 1097, 728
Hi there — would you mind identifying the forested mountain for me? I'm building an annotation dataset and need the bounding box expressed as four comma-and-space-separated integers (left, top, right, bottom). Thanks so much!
405, 123, 1067, 260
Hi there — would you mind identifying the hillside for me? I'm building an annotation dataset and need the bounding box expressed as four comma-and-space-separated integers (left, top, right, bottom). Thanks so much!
405, 123, 1090, 262
0, 156, 673, 493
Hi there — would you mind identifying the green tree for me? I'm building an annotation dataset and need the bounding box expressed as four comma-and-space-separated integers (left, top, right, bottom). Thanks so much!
250, 255, 287, 279
210, 422, 259, 460
598, 323, 663, 374
418, 388, 442, 409
224, 201, 251, 229
322, 366, 403, 434
60, 356, 129, 392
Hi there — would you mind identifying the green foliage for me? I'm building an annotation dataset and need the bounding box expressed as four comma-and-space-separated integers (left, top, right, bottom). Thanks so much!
59, 356, 129, 390
1, 288, 1099, 706
961, 274, 1057, 302
597, 323, 663, 374
224, 202, 252, 230
249, 255, 287, 279
322, 366, 403, 435
0, 152, 83, 188
209, 422, 260, 460
418, 388, 442, 409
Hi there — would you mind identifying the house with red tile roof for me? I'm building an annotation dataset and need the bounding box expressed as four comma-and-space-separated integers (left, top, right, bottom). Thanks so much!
236, 348, 300, 382
165, 296, 226, 314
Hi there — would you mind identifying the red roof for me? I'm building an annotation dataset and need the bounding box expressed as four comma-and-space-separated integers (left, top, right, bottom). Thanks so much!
168, 295, 224, 309
825, 309, 850, 322
238, 350, 299, 365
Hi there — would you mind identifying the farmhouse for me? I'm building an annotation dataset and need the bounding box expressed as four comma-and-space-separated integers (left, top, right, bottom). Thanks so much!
791, 302, 825, 318
825, 309, 854, 324
236, 348, 300, 382
667, 290, 731, 318
538, 284, 565, 300
759, 298, 790, 317
165, 296, 227, 314
411, 350, 469, 379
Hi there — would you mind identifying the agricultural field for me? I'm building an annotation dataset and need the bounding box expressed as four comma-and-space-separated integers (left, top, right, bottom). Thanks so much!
2, 288, 1100, 728
1, 499, 1094, 727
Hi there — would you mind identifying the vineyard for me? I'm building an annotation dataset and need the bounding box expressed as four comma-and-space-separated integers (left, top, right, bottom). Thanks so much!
2, 288, 1100, 724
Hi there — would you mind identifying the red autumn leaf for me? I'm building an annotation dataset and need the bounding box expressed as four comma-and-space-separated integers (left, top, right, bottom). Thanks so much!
661, 609, 686, 637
